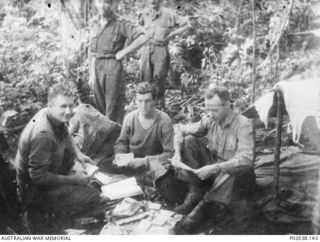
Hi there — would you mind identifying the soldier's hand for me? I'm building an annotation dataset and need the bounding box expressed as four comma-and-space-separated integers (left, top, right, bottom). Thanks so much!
170, 154, 182, 167
127, 158, 148, 169
115, 50, 126, 60
194, 164, 221, 180
70, 173, 90, 185
76, 153, 94, 169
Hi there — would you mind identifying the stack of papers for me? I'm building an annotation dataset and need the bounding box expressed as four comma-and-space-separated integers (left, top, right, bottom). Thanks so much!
101, 177, 143, 200
112, 198, 144, 218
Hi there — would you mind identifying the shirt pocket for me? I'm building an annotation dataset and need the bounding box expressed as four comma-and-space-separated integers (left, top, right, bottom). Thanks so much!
110, 34, 124, 52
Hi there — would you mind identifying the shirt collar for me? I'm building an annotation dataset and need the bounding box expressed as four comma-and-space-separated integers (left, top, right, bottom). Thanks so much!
148, 7, 162, 20
46, 111, 68, 140
220, 109, 236, 128
95, 12, 117, 26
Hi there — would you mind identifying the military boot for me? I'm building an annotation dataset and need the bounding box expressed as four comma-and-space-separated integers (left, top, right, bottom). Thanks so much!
171, 200, 208, 235
173, 184, 204, 214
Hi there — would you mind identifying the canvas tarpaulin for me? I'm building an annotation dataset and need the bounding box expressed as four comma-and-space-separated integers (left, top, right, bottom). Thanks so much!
69, 104, 121, 168
254, 146, 320, 223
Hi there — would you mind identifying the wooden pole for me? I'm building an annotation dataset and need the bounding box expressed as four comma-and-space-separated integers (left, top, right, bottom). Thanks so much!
251, 0, 257, 164
251, 0, 257, 103
273, 90, 283, 200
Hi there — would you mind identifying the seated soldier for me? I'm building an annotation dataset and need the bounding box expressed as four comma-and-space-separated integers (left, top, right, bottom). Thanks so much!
15, 83, 109, 230
171, 86, 254, 234
114, 82, 177, 191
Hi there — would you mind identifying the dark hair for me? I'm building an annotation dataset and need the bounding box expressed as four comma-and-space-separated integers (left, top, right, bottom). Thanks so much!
135, 82, 157, 100
95, 0, 115, 5
205, 86, 230, 104
47, 83, 75, 103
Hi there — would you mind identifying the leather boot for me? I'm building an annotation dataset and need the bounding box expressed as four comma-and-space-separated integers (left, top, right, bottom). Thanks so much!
171, 200, 208, 235
173, 184, 203, 214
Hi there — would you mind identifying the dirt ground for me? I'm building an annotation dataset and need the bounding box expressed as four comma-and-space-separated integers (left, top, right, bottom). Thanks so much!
23, 185, 313, 235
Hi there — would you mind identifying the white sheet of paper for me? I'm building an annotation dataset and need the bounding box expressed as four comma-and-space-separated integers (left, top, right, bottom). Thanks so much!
151, 209, 174, 226
115, 153, 134, 166
146, 201, 161, 211
93, 172, 112, 185
132, 220, 152, 234
85, 163, 99, 176
101, 177, 143, 200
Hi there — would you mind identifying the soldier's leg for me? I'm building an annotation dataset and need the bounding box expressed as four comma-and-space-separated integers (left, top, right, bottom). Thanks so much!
92, 60, 107, 115
174, 135, 214, 214
150, 46, 170, 108
104, 61, 124, 124
204, 174, 235, 205
172, 174, 236, 234
175, 135, 213, 183
45, 184, 109, 218
139, 46, 153, 83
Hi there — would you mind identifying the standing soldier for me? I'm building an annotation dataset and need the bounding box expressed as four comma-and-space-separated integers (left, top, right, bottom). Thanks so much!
138, 0, 191, 108
89, 0, 146, 124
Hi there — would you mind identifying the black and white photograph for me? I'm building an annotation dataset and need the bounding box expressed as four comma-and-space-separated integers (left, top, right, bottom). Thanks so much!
0, 0, 320, 238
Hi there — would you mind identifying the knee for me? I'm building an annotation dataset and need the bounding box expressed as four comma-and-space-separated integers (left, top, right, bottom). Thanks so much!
183, 135, 197, 149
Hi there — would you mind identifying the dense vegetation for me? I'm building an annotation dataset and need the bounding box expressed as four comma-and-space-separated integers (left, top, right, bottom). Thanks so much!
1, 0, 320, 154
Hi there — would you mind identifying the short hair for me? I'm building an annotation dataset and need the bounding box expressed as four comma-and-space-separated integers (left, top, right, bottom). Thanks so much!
135, 82, 157, 100
205, 86, 230, 104
95, 0, 116, 5
47, 83, 75, 103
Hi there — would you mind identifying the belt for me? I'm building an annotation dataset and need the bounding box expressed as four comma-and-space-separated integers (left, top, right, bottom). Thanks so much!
148, 41, 168, 47
91, 53, 116, 59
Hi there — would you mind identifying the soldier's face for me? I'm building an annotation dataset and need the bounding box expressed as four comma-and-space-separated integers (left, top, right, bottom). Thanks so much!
48, 95, 74, 123
205, 95, 227, 122
148, 0, 161, 10
95, 0, 116, 18
136, 93, 155, 117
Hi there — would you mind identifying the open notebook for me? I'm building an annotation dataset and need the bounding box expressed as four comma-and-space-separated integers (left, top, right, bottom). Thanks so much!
73, 161, 128, 186
101, 177, 143, 200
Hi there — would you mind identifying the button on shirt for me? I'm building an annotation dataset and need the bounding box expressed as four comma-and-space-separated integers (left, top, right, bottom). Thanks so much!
189, 111, 254, 174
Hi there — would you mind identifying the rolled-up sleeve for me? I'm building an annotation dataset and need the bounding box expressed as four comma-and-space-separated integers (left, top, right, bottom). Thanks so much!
219, 119, 254, 174
28, 132, 66, 187
121, 20, 144, 42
